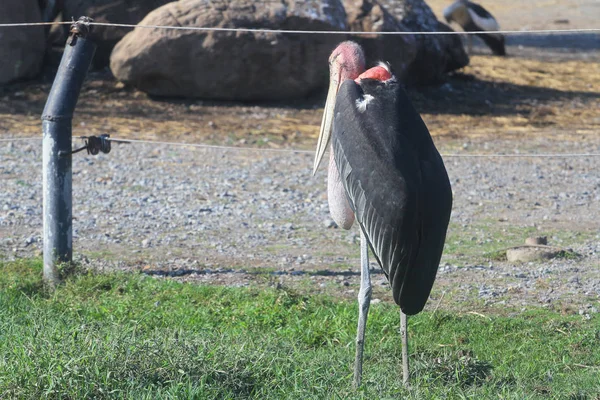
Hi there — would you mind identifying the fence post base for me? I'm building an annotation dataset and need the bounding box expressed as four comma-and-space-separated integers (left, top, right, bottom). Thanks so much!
42, 17, 96, 288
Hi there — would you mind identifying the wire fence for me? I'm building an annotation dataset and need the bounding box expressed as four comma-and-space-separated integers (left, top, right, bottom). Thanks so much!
0, 19, 598, 159
0, 20, 599, 36
2, 135, 599, 158
0, 13, 599, 317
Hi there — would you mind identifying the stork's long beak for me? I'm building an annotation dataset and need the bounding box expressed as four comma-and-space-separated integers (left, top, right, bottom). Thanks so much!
312, 70, 340, 176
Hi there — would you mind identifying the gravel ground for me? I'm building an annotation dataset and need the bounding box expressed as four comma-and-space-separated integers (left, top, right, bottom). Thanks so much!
1, 0, 599, 314
1, 136, 599, 315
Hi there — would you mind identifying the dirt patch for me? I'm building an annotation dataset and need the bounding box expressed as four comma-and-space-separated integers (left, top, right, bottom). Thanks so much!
1, 54, 599, 147
417, 56, 600, 140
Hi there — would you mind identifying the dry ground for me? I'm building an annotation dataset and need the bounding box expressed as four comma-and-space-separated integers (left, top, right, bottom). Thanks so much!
2, 0, 599, 142
1, 55, 598, 146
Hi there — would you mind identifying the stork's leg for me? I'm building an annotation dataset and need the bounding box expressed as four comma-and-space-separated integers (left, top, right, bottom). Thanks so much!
401, 311, 409, 386
353, 229, 372, 388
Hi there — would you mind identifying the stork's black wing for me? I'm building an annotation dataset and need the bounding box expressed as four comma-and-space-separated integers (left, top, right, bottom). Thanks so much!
331, 79, 452, 315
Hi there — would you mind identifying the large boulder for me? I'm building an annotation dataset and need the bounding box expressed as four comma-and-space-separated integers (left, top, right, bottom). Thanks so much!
345, 0, 468, 85
376, 0, 469, 84
110, 0, 347, 100
0, 0, 46, 84
434, 20, 469, 74
343, 0, 418, 82
39, 0, 64, 23
62, 0, 175, 68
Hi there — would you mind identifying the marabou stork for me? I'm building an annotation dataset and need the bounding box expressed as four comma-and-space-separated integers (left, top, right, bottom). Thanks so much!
443, 0, 506, 56
313, 41, 452, 387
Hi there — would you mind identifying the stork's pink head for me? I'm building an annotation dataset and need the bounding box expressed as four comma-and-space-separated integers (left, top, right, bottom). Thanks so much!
313, 42, 367, 175
328, 41, 366, 82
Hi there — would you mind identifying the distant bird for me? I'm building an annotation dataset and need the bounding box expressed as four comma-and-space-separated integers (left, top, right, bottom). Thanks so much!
313, 41, 452, 387
443, 0, 506, 56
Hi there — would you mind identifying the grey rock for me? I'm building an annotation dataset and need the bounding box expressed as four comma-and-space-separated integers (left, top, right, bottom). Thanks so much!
62, 0, 174, 68
343, 0, 418, 81
526, 236, 548, 245
0, 0, 45, 84
379, 0, 469, 84
39, 0, 62, 24
110, 0, 347, 100
343, 0, 468, 84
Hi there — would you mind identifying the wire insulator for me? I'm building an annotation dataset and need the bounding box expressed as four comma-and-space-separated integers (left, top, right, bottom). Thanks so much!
59, 134, 112, 158
85, 134, 111, 155
67, 16, 94, 46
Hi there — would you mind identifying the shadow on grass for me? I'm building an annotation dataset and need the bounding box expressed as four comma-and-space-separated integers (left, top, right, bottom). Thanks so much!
141, 266, 386, 278
0, 259, 46, 298
0, 259, 91, 299
12, 279, 46, 298
75, 74, 600, 120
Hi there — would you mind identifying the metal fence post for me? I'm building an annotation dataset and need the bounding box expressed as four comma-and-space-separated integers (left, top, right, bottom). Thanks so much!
42, 17, 96, 287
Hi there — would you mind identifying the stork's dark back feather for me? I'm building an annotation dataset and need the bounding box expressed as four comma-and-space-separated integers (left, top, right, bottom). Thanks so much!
332, 79, 452, 315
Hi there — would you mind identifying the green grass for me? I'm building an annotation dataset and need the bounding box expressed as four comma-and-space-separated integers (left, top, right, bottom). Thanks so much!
1, 259, 599, 399
482, 248, 581, 262
482, 249, 508, 261
554, 249, 583, 260
444, 222, 596, 263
